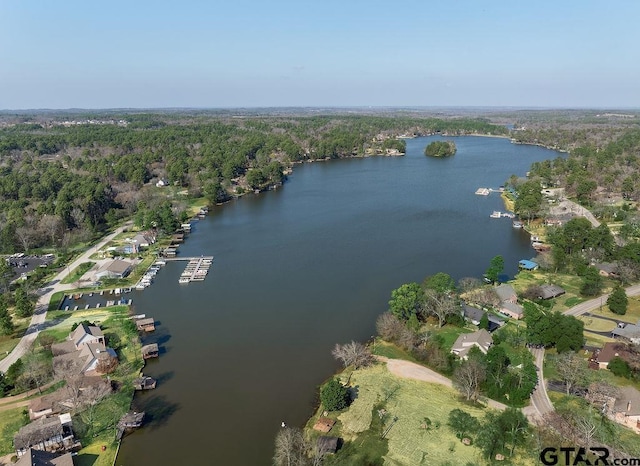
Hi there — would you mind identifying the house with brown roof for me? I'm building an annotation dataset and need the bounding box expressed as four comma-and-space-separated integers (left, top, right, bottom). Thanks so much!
499, 301, 524, 320
14, 414, 77, 457
595, 342, 633, 370
135, 317, 155, 332
451, 329, 493, 359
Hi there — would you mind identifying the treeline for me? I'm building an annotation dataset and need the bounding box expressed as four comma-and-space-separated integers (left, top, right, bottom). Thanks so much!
0, 115, 508, 253
527, 129, 640, 203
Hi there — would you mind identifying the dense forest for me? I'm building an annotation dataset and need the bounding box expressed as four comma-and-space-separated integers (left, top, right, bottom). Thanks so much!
0, 113, 507, 253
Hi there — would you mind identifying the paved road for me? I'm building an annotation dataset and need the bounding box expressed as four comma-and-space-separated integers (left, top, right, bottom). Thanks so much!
524, 283, 640, 420
0, 223, 131, 374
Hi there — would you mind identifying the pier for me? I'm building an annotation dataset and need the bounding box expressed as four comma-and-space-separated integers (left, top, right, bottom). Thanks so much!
178, 256, 213, 284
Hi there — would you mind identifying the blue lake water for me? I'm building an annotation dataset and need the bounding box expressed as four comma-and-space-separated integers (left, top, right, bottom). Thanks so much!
116, 135, 562, 466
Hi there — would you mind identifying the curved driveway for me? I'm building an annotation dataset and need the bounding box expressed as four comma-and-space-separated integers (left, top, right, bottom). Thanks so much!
0, 223, 131, 374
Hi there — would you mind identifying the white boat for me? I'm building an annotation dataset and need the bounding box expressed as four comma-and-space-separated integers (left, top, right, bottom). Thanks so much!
512, 221, 523, 228
490, 211, 502, 218
154, 261, 166, 266
178, 277, 190, 284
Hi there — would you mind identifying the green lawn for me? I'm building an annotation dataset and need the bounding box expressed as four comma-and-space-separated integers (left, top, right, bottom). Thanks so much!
0, 408, 29, 455
578, 316, 617, 332
61, 261, 96, 284
307, 364, 525, 466
372, 340, 417, 362
589, 296, 640, 324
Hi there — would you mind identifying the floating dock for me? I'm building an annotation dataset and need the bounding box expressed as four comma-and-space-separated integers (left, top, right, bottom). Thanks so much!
177, 256, 213, 284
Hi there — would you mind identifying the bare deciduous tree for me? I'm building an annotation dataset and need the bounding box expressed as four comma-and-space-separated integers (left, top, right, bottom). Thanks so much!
458, 277, 482, 293
38, 214, 63, 245
332, 341, 373, 369
555, 352, 587, 395
422, 290, 458, 328
96, 356, 119, 375
273, 426, 308, 466
453, 359, 486, 401
375, 312, 417, 350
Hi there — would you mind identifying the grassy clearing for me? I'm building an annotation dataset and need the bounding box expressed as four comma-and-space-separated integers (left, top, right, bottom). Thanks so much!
436, 326, 473, 351
583, 331, 616, 347
578, 316, 617, 332
0, 321, 28, 362
590, 296, 640, 324
372, 340, 417, 362
511, 271, 600, 313
0, 408, 29, 455
61, 261, 96, 284
308, 364, 496, 466
48, 290, 66, 312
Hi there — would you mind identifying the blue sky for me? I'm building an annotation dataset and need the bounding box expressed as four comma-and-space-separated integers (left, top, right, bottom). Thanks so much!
1, 0, 639, 109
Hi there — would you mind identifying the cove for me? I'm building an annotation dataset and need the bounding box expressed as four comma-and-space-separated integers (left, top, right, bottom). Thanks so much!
116, 135, 562, 465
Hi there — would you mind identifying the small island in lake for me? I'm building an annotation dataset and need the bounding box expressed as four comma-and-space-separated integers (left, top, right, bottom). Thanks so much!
424, 140, 457, 157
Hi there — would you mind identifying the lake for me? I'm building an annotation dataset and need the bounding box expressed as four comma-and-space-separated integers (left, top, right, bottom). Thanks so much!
116, 135, 561, 465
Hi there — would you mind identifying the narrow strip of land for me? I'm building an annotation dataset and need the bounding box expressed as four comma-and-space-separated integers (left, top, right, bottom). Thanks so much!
0, 223, 131, 374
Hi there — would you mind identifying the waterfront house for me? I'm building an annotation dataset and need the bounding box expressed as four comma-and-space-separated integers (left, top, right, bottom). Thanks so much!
131, 233, 154, 249
14, 414, 76, 457
317, 436, 340, 455
51, 324, 105, 356
451, 329, 493, 359
495, 284, 518, 303
538, 284, 566, 300
52, 324, 118, 376
93, 259, 132, 280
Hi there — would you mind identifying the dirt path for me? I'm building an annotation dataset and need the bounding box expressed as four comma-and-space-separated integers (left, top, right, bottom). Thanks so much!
378, 356, 509, 411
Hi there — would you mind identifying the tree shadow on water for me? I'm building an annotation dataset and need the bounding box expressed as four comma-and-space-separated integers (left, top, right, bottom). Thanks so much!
136, 395, 180, 430
155, 371, 175, 385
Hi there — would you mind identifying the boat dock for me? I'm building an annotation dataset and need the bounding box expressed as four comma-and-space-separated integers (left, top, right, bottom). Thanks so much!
178, 256, 213, 284
475, 187, 505, 196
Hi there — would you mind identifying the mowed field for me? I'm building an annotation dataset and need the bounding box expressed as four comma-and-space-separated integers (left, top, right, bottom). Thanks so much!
335, 364, 490, 466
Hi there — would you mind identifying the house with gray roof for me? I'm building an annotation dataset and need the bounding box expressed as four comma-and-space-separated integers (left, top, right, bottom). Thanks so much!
611, 386, 640, 432
499, 301, 525, 320
15, 448, 74, 466
451, 329, 493, 359
611, 321, 640, 345
538, 284, 566, 300
52, 324, 117, 376
495, 284, 517, 303
14, 414, 76, 458
93, 259, 132, 280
